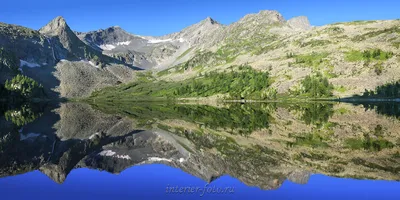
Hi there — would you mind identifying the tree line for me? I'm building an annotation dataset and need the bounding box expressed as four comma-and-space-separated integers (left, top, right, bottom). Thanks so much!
174, 65, 272, 99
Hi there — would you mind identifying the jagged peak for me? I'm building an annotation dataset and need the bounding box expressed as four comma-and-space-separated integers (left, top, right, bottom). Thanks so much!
238, 10, 285, 24
53, 16, 66, 24
202, 16, 219, 25
39, 16, 71, 36
259, 10, 282, 15
287, 16, 311, 30
102, 25, 122, 31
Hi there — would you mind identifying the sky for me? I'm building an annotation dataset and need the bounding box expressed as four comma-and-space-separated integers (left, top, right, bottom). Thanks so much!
0, 164, 399, 200
1, 0, 399, 36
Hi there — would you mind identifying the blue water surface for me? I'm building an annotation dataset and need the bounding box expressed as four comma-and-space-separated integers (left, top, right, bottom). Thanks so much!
1, 164, 399, 200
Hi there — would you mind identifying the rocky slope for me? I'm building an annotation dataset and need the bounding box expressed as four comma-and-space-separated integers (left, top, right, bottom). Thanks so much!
156, 11, 400, 98
0, 16, 139, 98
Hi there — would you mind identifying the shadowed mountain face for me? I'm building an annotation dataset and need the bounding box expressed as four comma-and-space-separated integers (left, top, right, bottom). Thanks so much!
0, 16, 140, 98
1, 101, 400, 190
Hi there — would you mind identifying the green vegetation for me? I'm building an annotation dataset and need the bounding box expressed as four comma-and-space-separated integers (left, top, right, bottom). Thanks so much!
374, 62, 384, 75
345, 134, 394, 152
288, 103, 334, 127
0, 22, 41, 39
300, 40, 332, 47
4, 104, 42, 126
393, 42, 400, 49
291, 132, 330, 148
353, 102, 400, 120
335, 86, 347, 93
0, 47, 19, 74
91, 65, 274, 100
334, 20, 376, 26
4, 74, 45, 100
286, 52, 296, 58
292, 52, 330, 69
351, 26, 400, 41
345, 49, 393, 62
336, 107, 349, 115
324, 26, 345, 34
90, 102, 276, 136
175, 65, 271, 99
361, 80, 400, 98
291, 72, 334, 98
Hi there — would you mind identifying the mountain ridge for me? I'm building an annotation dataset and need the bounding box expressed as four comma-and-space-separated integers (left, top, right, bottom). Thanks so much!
1, 10, 399, 99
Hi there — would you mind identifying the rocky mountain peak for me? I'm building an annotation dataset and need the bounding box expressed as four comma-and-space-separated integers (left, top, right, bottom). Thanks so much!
106, 25, 123, 32
39, 16, 70, 36
203, 17, 218, 25
287, 16, 311, 30
238, 10, 285, 25
287, 170, 311, 184
38, 16, 105, 61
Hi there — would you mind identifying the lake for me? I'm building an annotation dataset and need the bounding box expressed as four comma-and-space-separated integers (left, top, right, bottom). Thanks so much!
0, 101, 399, 199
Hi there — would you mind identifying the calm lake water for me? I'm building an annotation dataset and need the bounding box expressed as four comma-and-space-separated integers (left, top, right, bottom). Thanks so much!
0, 101, 399, 199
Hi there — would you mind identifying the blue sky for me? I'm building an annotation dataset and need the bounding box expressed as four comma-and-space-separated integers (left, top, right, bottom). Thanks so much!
1, 0, 399, 36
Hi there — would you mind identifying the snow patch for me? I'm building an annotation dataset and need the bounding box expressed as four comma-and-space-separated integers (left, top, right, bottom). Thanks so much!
89, 132, 100, 140
20, 133, 40, 141
178, 38, 185, 42
116, 41, 131, 45
78, 60, 99, 68
148, 38, 173, 44
99, 44, 116, 51
98, 150, 131, 160
135, 35, 147, 39
88, 61, 100, 68
116, 155, 131, 160
99, 150, 116, 157
179, 158, 185, 163
42, 63, 47, 65
98, 41, 131, 51
20, 60, 40, 68
148, 157, 173, 162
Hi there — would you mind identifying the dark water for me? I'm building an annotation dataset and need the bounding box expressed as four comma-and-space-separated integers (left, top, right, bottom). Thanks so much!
0, 101, 399, 199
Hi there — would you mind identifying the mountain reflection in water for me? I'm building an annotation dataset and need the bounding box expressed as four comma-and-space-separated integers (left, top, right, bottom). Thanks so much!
0, 101, 399, 199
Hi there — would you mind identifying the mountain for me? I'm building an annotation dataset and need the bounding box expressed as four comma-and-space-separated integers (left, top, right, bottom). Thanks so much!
0, 22, 57, 72
0, 16, 139, 98
152, 11, 400, 98
74, 17, 225, 70
0, 10, 399, 99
